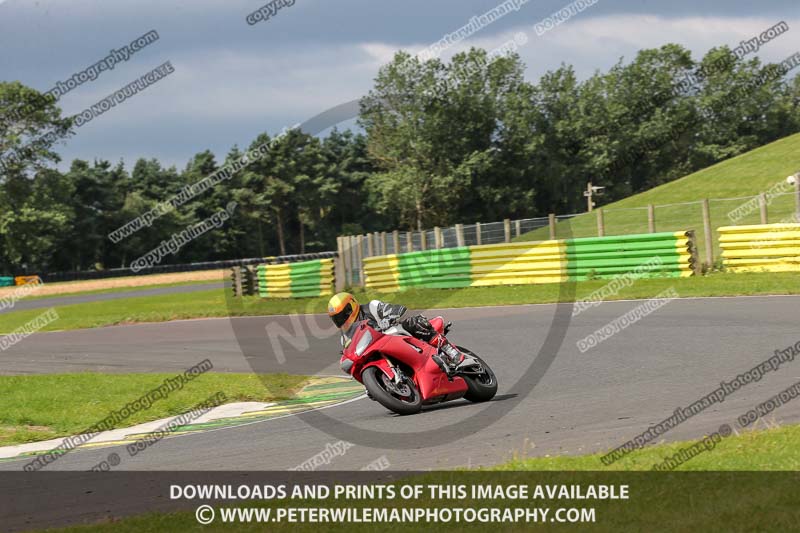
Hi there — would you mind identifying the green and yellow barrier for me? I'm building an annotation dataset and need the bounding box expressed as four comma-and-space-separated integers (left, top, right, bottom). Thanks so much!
719, 223, 800, 273
257, 258, 335, 298
364, 231, 696, 292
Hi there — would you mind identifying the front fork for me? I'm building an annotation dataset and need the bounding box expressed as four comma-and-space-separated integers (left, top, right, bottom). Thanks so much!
382, 355, 404, 385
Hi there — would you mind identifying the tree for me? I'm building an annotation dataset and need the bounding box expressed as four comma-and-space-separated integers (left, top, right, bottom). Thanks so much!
691, 47, 792, 168
292, 136, 339, 253
360, 49, 533, 229
62, 160, 128, 270
0, 169, 73, 272
240, 132, 300, 257
598, 44, 697, 197
321, 129, 378, 236
0, 82, 73, 179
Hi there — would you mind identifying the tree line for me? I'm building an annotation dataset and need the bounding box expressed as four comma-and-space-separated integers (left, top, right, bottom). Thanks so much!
1, 42, 799, 274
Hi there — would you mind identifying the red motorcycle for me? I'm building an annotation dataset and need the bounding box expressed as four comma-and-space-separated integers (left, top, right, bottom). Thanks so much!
339, 316, 498, 415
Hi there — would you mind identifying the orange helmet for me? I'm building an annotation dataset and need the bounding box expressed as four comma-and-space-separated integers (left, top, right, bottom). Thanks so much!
327, 292, 359, 330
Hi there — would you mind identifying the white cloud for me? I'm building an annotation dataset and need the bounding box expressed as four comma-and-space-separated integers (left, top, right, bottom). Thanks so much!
48, 12, 800, 169
384, 14, 800, 81
359, 42, 402, 67
516, 15, 800, 77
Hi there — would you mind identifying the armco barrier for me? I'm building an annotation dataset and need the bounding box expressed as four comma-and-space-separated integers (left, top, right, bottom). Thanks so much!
257, 258, 335, 298
719, 223, 800, 272
363, 231, 696, 291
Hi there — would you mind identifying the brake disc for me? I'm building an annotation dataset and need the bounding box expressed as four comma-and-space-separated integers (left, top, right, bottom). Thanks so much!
381, 374, 411, 396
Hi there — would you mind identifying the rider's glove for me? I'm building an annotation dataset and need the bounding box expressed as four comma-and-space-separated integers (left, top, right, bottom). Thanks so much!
402, 315, 435, 341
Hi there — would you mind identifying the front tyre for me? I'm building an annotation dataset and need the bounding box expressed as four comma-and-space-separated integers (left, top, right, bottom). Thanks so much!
457, 347, 498, 402
362, 366, 422, 415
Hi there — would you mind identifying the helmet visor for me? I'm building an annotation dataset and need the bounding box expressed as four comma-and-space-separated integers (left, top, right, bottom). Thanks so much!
331, 302, 354, 328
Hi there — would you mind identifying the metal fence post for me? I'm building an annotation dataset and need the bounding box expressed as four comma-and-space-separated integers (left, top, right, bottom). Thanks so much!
406, 231, 414, 252
648, 204, 655, 233
503, 219, 511, 243
339, 236, 348, 287
334, 237, 345, 292
379, 232, 387, 255
349, 235, 357, 285
420, 231, 427, 251
455, 224, 465, 247
392, 230, 400, 254
514, 219, 521, 238
596, 208, 605, 237
702, 199, 713, 269
476, 222, 482, 245
759, 193, 768, 224
434, 226, 442, 249
366, 233, 374, 257
356, 235, 364, 286
340, 236, 351, 289
548, 214, 556, 240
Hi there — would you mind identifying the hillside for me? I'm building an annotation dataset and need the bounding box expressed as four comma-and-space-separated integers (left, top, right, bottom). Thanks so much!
517, 132, 800, 263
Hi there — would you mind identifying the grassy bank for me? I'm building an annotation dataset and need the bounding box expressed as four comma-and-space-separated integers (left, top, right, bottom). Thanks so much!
0, 372, 311, 446
492, 423, 800, 471
1, 271, 800, 332
516, 132, 800, 261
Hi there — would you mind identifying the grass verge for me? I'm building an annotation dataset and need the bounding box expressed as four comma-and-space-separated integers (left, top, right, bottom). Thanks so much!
492, 423, 800, 471
516, 132, 800, 261
37, 424, 800, 532
0, 372, 310, 446
1, 271, 800, 332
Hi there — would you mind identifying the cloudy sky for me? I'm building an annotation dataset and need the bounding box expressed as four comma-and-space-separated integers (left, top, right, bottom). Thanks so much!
1, 0, 798, 170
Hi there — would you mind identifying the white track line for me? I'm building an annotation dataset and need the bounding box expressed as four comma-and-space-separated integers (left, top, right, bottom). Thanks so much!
0, 394, 368, 466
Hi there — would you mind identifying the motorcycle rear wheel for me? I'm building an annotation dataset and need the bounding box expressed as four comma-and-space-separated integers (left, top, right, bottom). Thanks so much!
362, 366, 423, 415
457, 347, 498, 402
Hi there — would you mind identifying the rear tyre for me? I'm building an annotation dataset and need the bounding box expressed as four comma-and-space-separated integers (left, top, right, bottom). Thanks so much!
457, 347, 498, 402
362, 366, 422, 415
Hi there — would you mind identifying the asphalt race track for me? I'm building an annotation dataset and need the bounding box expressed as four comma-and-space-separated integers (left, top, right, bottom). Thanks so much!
2, 295, 800, 471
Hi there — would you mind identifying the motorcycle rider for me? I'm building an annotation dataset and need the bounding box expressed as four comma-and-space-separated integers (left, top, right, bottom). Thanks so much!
327, 292, 465, 374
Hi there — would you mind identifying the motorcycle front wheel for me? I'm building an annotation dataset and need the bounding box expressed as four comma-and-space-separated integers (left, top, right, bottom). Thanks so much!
457, 347, 498, 402
362, 366, 422, 415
